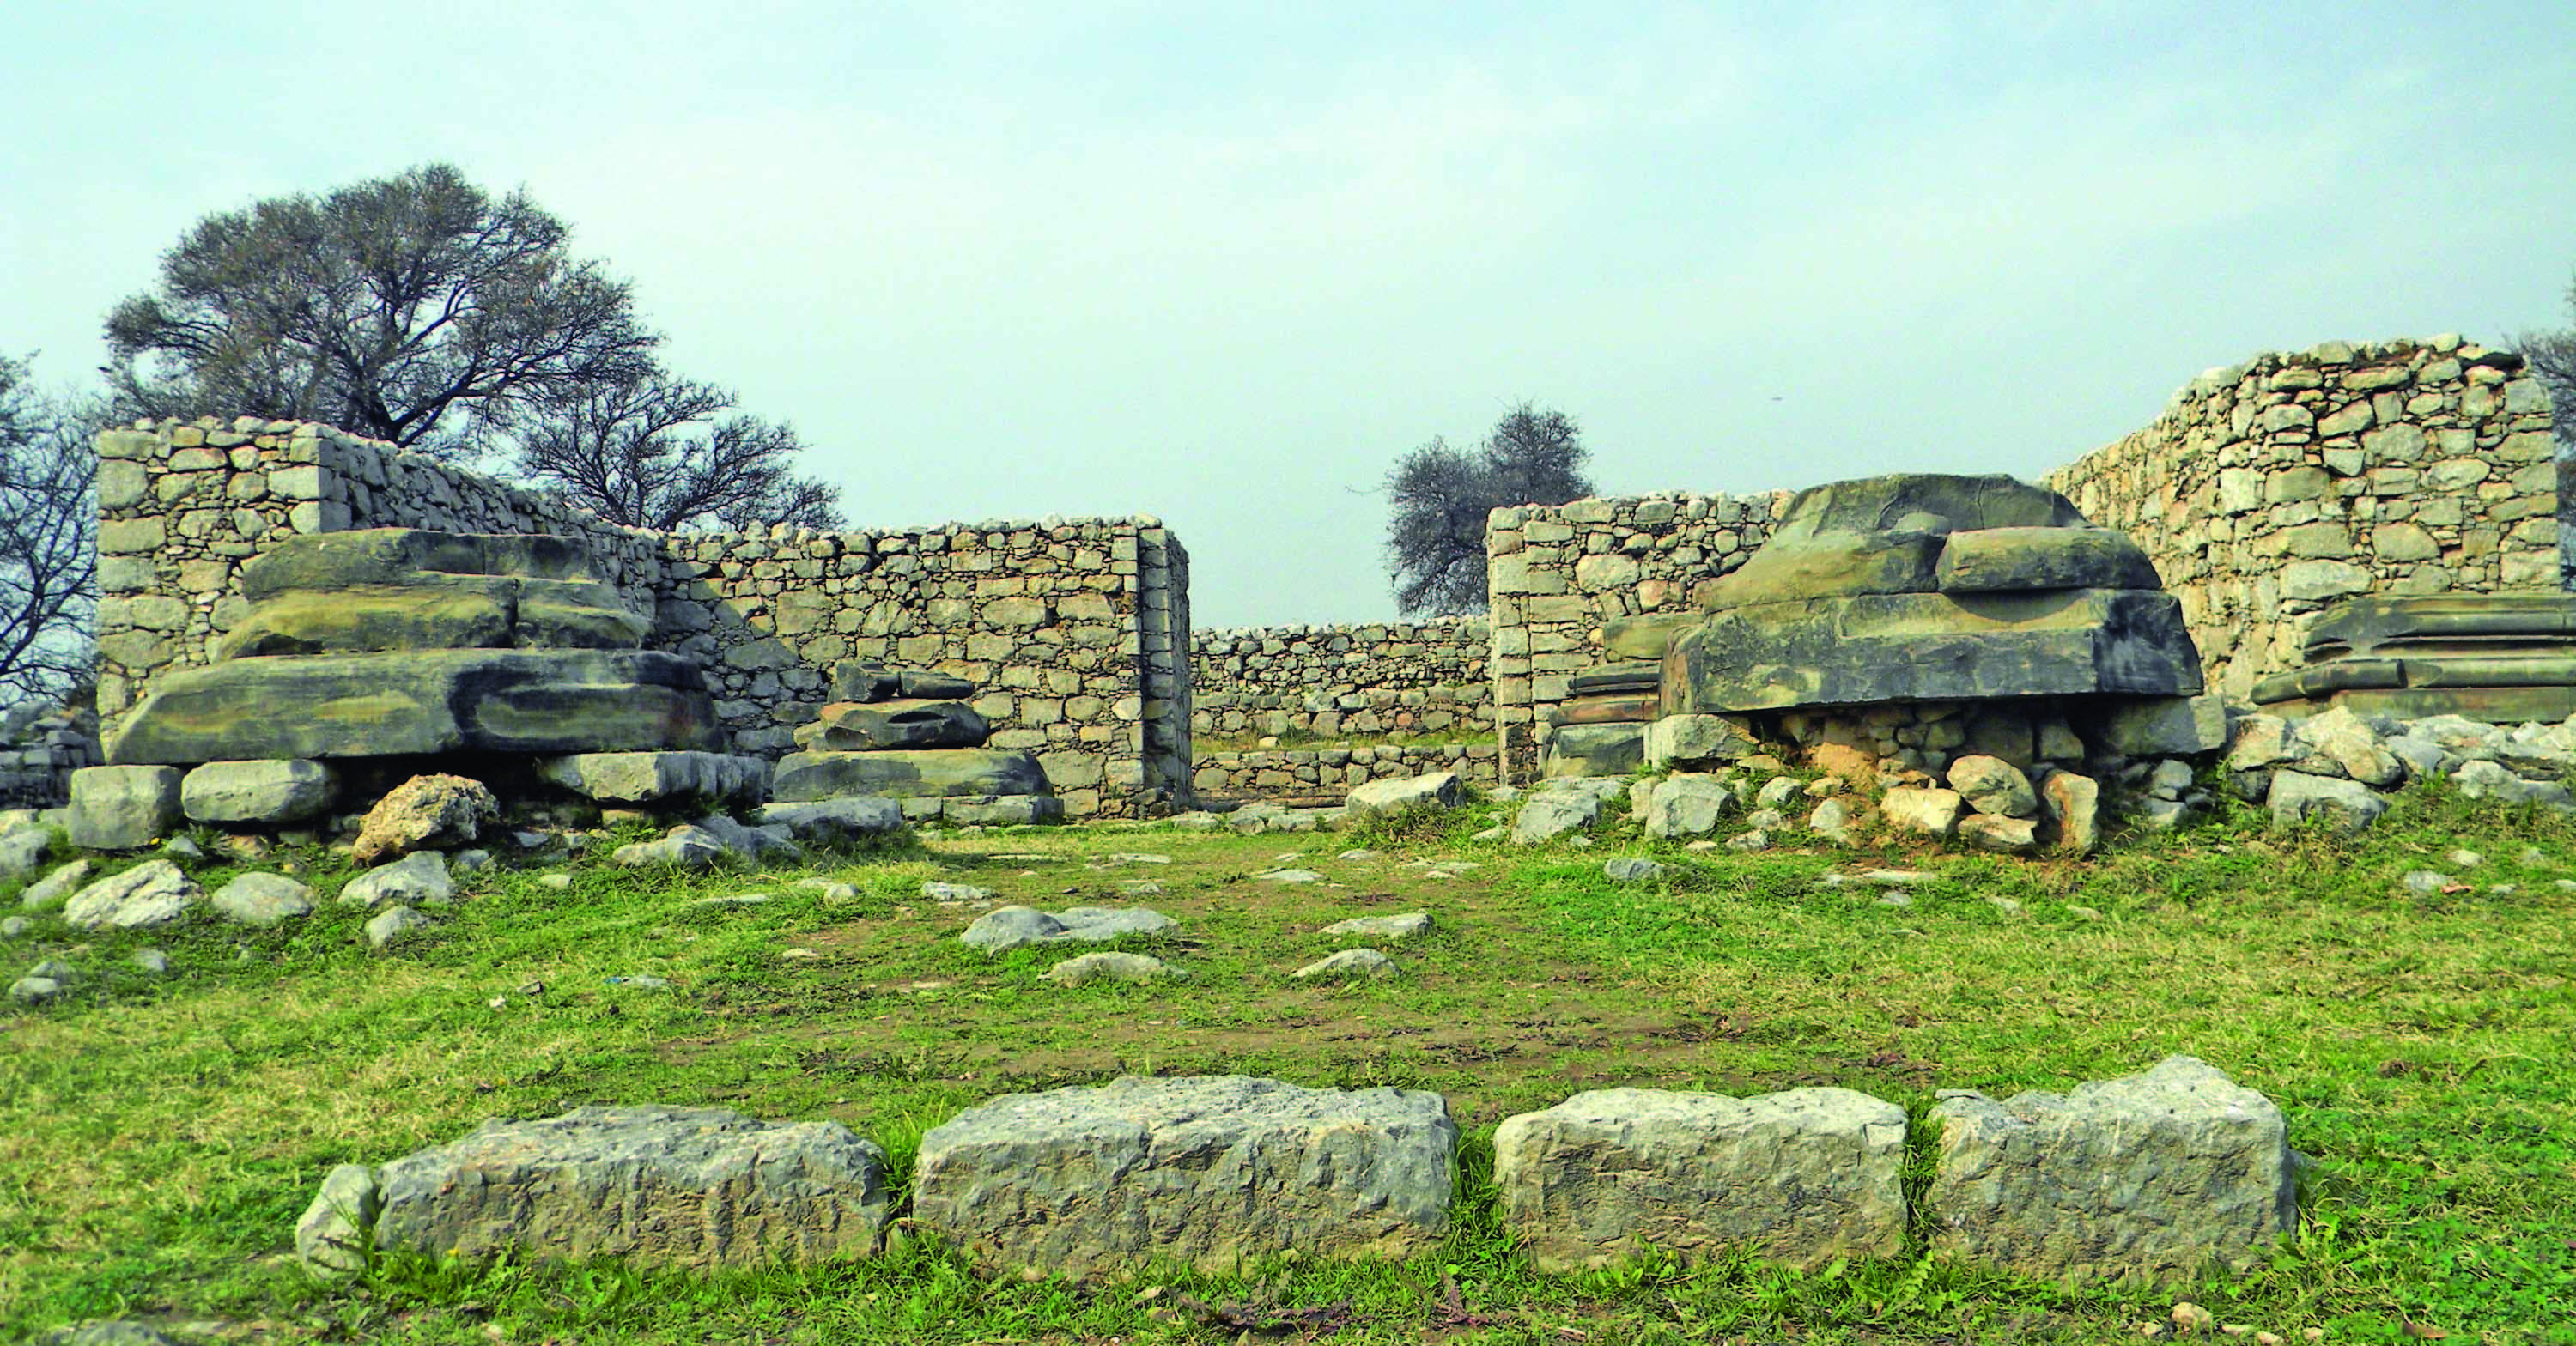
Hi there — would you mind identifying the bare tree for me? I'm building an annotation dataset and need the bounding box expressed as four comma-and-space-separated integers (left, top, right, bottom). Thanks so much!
1384, 403, 1595, 615
0, 353, 99, 704
104, 162, 659, 458
509, 371, 846, 532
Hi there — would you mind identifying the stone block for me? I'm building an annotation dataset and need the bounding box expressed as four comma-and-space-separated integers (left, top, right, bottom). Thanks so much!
2266, 770, 2387, 835
756, 797, 905, 844
535, 752, 770, 807
337, 1106, 888, 1270
1880, 787, 1963, 840
1344, 771, 1464, 815
68, 765, 183, 850
1643, 773, 1734, 839
180, 759, 339, 825
64, 858, 199, 929
1496, 1087, 1906, 1271
1929, 1056, 2297, 1283
2093, 694, 2225, 756
913, 1076, 1455, 1278
1644, 713, 1758, 767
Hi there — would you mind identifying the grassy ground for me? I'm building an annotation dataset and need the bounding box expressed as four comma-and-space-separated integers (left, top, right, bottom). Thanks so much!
3, 779, 2572, 1344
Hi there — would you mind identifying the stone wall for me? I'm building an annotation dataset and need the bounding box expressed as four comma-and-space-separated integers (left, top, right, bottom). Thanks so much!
93, 418, 1193, 820
1191, 742, 1502, 803
1191, 619, 1491, 744
1484, 494, 1785, 781
2046, 336, 2559, 701
0, 704, 97, 809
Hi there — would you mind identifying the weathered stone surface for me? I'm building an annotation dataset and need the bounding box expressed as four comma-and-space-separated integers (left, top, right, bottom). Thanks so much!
1496, 1087, 1907, 1271
216, 575, 646, 658
2039, 772, 2100, 856
1043, 951, 1182, 985
830, 662, 976, 704
535, 752, 769, 807
1958, 814, 2038, 852
339, 851, 454, 908
1510, 778, 1625, 844
354, 774, 498, 864
2094, 695, 2227, 756
1880, 787, 1964, 839
295, 1163, 381, 1276
68, 766, 182, 850
356, 1106, 889, 1268
213, 871, 316, 925
793, 700, 991, 752
2455, 759, 2576, 808
961, 905, 1176, 952
2294, 707, 2407, 787
365, 904, 435, 949
2266, 770, 2388, 835
1706, 475, 2084, 606
179, 759, 338, 824
1544, 724, 1644, 778
64, 859, 200, 929
110, 650, 725, 764
1343, 771, 1465, 815
1930, 1056, 2298, 1283
1644, 713, 1759, 767
1294, 947, 1400, 979
1643, 773, 1734, 839
1933, 526, 2162, 594
913, 1076, 1455, 1277
2223, 714, 2301, 770
940, 794, 1066, 826
0, 828, 49, 881
21, 858, 93, 911
770, 749, 1050, 802
755, 797, 906, 844
1320, 912, 1433, 940
1947, 755, 2035, 818
610, 825, 732, 870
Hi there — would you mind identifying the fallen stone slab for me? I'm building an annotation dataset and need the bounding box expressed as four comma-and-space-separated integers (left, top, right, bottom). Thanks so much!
913, 1076, 1455, 1278
960, 905, 1176, 953
1495, 1087, 1907, 1271
64, 859, 200, 930
298, 1105, 890, 1275
940, 794, 1066, 826
1929, 1055, 2299, 1284
21, 858, 93, 912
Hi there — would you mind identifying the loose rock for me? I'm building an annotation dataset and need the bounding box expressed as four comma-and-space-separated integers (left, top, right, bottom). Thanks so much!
64, 859, 200, 930
1294, 948, 1400, 980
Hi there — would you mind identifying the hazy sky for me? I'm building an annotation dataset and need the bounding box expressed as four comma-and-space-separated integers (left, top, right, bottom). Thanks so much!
5, 3, 2573, 627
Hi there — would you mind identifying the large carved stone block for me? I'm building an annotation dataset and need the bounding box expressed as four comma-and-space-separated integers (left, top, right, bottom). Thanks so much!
769, 749, 1050, 801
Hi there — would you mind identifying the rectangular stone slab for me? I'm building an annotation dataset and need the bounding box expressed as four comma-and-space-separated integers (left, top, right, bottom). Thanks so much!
108, 650, 723, 764
769, 749, 1051, 801
1666, 589, 2202, 713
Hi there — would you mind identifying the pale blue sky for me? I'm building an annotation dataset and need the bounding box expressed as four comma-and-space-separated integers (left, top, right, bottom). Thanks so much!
5, 2, 2573, 626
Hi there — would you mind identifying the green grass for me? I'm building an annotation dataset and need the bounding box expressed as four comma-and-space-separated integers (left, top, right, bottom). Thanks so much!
3, 778, 2573, 1343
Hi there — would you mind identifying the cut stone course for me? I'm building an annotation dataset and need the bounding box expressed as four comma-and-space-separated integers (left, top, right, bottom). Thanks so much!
67, 766, 182, 850
179, 759, 337, 824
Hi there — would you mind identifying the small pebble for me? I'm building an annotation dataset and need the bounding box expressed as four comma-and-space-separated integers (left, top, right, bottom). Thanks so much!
538, 874, 573, 891
1876, 892, 1914, 908
131, 949, 173, 977
2446, 848, 2482, 869
1988, 896, 2023, 914
2069, 905, 2104, 921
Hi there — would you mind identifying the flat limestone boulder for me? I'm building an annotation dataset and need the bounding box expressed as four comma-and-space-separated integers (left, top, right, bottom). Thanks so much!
213, 871, 317, 925
308, 1105, 889, 1271
535, 752, 770, 807
108, 650, 724, 764
939, 794, 1065, 826
913, 1076, 1456, 1278
1544, 724, 1644, 779
959, 905, 1176, 952
793, 700, 990, 752
1929, 1056, 2298, 1283
1495, 1087, 1907, 1271
239, 529, 604, 599
756, 797, 906, 844
180, 759, 338, 825
770, 749, 1050, 802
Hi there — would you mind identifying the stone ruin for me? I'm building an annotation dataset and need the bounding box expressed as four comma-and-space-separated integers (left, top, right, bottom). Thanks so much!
65, 524, 1055, 846
2252, 592, 2576, 723
1547, 474, 2209, 785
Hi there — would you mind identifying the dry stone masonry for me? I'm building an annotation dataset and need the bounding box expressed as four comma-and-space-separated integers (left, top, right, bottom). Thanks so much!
93, 417, 1193, 821
2044, 336, 2559, 702
291, 1060, 2300, 1287
1191, 619, 1496, 802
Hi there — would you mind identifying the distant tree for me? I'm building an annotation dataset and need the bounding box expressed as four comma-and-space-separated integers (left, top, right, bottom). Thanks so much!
103, 163, 843, 531
104, 163, 658, 458
2521, 272, 2576, 449
1384, 402, 1594, 615
0, 353, 99, 704
508, 371, 845, 532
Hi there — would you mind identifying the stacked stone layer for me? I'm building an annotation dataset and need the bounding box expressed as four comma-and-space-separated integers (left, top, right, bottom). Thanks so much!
1191, 619, 1492, 743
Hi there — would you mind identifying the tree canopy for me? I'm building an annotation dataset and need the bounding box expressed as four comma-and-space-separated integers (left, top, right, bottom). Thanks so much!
0, 352, 98, 704
105, 163, 841, 531
1384, 403, 1594, 615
